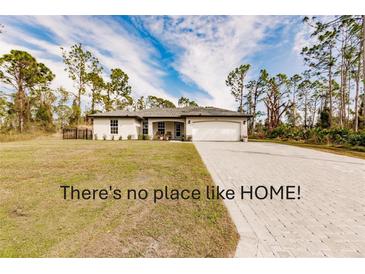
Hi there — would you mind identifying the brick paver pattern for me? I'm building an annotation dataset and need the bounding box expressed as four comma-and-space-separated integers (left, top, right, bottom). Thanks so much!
194, 142, 365, 257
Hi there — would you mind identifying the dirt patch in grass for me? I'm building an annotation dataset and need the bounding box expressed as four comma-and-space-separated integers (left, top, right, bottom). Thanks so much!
0, 139, 238, 257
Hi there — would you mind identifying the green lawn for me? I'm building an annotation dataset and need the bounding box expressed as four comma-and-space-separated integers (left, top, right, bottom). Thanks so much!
0, 138, 238, 257
250, 138, 365, 160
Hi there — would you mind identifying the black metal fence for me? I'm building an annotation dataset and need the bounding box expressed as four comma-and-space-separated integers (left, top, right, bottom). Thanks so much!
62, 128, 93, 140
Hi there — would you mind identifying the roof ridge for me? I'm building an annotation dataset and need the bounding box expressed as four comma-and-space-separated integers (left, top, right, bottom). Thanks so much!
88, 105, 251, 118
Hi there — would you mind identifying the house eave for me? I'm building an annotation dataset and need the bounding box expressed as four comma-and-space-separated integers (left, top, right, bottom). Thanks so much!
89, 114, 252, 120
87, 114, 143, 120
182, 114, 252, 118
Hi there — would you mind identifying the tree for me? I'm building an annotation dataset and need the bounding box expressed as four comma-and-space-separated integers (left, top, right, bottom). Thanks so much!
353, 40, 362, 131
54, 87, 72, 128
226, 64, 251, 113
0, 95, 9, 127
360, 15, 365, 130
69, 97, 80, 126
62, 43, 101, 122
297, 80, 310, 128
0, 97, 7, 118
133, 95, 176, 110
302, 17, 337, 127
34, 99, 54, 130
295, 70, 322, 128
104, 68, 132, 111
87, 72, 104, 114
178, 96, 198, 107
30, 64, 57, 131
0, 50, 54, 132
289, 74, 302, 126
302, 15, 365, 130
310, 80, 327, 127
244, 70, 266, 131
319, 107, 331, 128
338, 16, 364, 130
134, 96, 147, 110
262, 72, 292, 130
358, 94, 365, 128
32, 85, 57, 131
147, 95, 176, 108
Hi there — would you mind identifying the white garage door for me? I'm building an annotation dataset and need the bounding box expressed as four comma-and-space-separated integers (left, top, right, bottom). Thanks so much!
192, 121, 241, 141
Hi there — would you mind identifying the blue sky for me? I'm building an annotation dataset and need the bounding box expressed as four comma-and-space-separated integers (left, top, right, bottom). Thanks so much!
0, 16, 309, 110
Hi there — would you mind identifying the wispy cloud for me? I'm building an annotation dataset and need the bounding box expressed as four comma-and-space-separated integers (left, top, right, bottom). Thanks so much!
293, 22, 313, 55
139, 16, 287, 108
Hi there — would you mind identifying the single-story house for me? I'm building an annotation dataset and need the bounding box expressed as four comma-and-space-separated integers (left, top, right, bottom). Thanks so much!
88, 106, 251, 142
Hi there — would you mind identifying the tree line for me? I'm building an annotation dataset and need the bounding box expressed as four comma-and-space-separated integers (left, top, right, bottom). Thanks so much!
0, 41, 198, 133
226, 16, 365, 138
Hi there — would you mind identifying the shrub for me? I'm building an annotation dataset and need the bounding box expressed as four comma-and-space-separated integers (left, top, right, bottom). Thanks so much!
266, 124, 297, 140
111, 135, 115, 140
103, 134, 107, 140
143, 134, 150, 140
127, 134, 132, 140
119, 136, 123, 140
138, 134, 144, 140
263, 125, 365, 147
328, 128, 350, 145
318, 108, 331, 128
348, 131, 365, 146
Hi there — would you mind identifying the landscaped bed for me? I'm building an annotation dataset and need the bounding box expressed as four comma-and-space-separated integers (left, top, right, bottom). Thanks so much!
0, 138, 238, 257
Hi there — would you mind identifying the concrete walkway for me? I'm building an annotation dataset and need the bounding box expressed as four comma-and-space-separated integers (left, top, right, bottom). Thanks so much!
194, 142, 365, 257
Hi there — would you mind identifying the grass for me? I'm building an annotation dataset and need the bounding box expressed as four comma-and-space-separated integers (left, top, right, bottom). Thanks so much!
250, 138, 365, 160
0, 137, 238, 258
0, 130, 53, 142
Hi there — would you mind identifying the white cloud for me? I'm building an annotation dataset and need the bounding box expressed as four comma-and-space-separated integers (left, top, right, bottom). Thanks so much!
141, 16, 283, 109
293, 23, 313, 55
0, 16, 175, 111
293, 16, 336, 55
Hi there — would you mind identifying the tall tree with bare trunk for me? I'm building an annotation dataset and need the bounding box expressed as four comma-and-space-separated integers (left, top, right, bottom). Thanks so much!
226, 64, 251, 113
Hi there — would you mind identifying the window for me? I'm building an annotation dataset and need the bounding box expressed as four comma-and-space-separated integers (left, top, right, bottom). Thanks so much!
157, 122, 165, 135
110, 119, 118, 134
175, 123, 181, 137
143, 120, 148, 135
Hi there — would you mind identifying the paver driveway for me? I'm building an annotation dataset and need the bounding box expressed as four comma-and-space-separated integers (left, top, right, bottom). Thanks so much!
194, 142, 365, 257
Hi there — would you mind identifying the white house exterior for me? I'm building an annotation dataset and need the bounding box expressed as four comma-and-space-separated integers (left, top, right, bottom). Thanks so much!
89, 106, 251, 142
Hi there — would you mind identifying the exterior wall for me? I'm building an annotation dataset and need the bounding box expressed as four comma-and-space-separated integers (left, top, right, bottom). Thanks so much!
185, 116, 248, 142
92, 116, 248, 141
92, 118, 140, 140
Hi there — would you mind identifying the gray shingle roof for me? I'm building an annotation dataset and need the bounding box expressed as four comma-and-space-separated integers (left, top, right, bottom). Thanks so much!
88, 106, 252, 119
